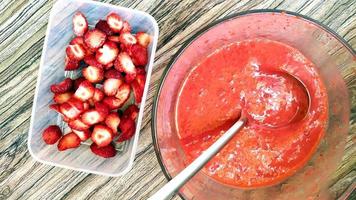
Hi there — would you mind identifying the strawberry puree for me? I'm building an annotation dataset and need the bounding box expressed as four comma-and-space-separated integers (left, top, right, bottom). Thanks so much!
175, 39, 328, 188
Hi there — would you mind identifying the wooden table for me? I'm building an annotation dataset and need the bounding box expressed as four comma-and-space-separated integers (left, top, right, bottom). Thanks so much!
0, 0, 355, 199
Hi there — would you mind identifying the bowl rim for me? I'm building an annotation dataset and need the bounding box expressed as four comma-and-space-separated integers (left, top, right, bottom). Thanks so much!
151, 9, 355, 199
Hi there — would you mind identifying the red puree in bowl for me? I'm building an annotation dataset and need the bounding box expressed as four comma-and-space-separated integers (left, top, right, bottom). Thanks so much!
175, 39, 328, 188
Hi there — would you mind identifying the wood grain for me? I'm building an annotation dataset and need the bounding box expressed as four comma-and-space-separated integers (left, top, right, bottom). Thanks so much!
0, 0, 355, 199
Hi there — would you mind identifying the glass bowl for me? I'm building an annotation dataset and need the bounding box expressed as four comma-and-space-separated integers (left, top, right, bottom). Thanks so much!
152, 10, 354, 199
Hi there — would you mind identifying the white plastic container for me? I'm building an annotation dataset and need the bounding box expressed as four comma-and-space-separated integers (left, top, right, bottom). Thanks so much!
28, 0, 159, 176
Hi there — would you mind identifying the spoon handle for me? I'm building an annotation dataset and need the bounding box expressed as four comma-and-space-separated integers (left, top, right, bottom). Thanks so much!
148, 118, 246, 200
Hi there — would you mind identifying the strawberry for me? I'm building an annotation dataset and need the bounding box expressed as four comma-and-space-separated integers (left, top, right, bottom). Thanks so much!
92, 125, 114, 147
118, 117, 136, 142
106, 13, 123, 33
53, 92, 73, 104
103, 78, 123, 96
67, 97, 85, 111
136, 67, 146, 75
124, 73, 136, 83
131, 80, 144, 103
49, 104, 61, 113
73, 77, 86, 90
72, 129, 91, 141
66, 44, 86, 60
95, 102, 110, 117
136, 32, 151, 47
82, 66, 104, 83
90, 143, 116, 158
135, 73, 146, 88
114, 52, 136, 78
127, 44, 148, 66
50, 78, 73, 93
57, 132, 81, 151
81, 109, 104, 125
108, 36, 120, 43
104, 69, 122, 79
95, 20, 114, 36
119, 32, 137, 47
96, 41, 119, 65
84, 55, 104, 68
74, 80, 95, 101
70, 36, 85, 46
92, 88, 105, 103
73, 12, 88, 36
59, 102, 81, 120
42, 125, 62, 144
123, 104, 139, 120
115, 83, 131, 105
84, 29, 107, 50
121, 21, 131, 33
68, 118, 90, 131
65, 56, 80, 71
83, 101, 90, 111
103, 97, 124, 110
105, 112, 120, 134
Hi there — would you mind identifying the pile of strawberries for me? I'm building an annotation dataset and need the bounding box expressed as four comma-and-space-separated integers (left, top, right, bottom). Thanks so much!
41, 11, 150, 158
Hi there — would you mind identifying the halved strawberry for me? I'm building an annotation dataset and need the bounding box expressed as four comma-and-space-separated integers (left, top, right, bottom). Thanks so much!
84, 55, 104, 68
42, 125, 62, 145
53, 92, 73, 104
126, 67, 145, 83
118, 117, 136, 142
73, 77, 86, 90
103, 97, 124, 110
124, 73, 136, 83
72, 129, 91, 141
57, 132, 81, 151
105, 112, 120, 134
73, 12, 88, 36
127, 44, 148, 66
92, 125, 114, 147
123, 104, 139, 120
103, 78, 123, 96
84, 29, 107, 50
105, 69, 122, 79
66, 44, 86, 60
92, 88, 105, 103
114, 52, 136, 78
50, 78, 73, 93
68, 118, 90, 131
95, 20, 114, 36
74, 80, 95, 101
70, 36, 85, 46
131, 79, 144, 104
119, 32, 137, 47
67, 97, 85, 111
121, 21, 131, 33
96, 41, 119, 65
49, 104, 61, 113
81, 109, 105, 125
136, 32, 151, 47
60, 102, 81, 120
90, 143, 116, 158
82, 66, 104, 83
65, 56, 80, 71
135, 73, 146, 88
106, 13, 123, 33
108, 36, 120, 43
115, 83, 131, 105
95, 102, 110, 117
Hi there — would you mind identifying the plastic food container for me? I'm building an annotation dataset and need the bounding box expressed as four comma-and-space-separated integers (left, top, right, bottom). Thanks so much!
28, 0, 159, 176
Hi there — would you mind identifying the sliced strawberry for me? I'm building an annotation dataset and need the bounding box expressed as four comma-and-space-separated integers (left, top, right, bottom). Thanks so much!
108, 36, 120, 43
95, 102, 110, 117
92, 125, 114, 147
74, 80, 95, 101
81, 109, 104, 125
72, 129, 91, 141
73, 77, 86, 90
67, 97, 85, 111
114, 52, 136, 78
106, 13, 123, 33
60, 103, 81, 120
73, 11, 88, 36
121, 21, 131, 33
135, 73, 146, 88
68, 118, 90, 131
103, 78, 123, 96
92, 88, 105, 103
124, 73, 136, 83
50, 78, 73, 93
65, 55, 80, 71
115, 83, 131, 105
123, 104, 139, 120
103, 97, 124, 110
105, 69, 122, 79
119, 32, 137, 47
42, 125, 62, 144
53, 92, 73, 104
118, 117, 136, 142
90, 143, 116, 158
131, 80, 144, 104
126, 67, 145, 83
96, 41, 119, 65
83, 66, 104, 83
127, 44, 148, 66
49, 104, 61, 113
95, 20, 114, 36
84, 29, 107, 50
70, 36, 85, 46
136, 32, 151, 47
57, 132, 81, 151
105, 112, 120, 134
84, 55, 104, 68
66, 44, 86, 60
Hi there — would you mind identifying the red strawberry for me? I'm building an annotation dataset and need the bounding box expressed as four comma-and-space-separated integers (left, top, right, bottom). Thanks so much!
118, 117, 136, 142
53, 92, 72, 104
103, 78, 123, 96
121, 21, 131, 33
96, 41, 119, 65
108, 36, 120, 43
82, 66, 104, 83
103, 97, 124, 110
67, 97, 85, 111
123, 104, 139, 120
105, 112, 120, 134
106, 13, 123, 32
136, 32, 151, 47
72, 129, 91, 141
73, 12, 88, 36
131, 80, 144, 103
92, 88, 105, 103
105, 69, 122, 79
70, 36, 85, 46
136, 73, 146, 88
64, 56, 80, 71
49, 104, 61, 113
42, 125, 62, 144
114, 52, 136, 78
119, 32, 137, 47
68, 118, 90, 131
74, 80, 95, 101
50, 78, 73, 93
95, 20, 114, 36
59, 102, 81, 120
84, 29, 107, 50
57, 132, 81, 151
115, 83, 131, 105
95, 102, 110, 116
84, 55, 104, 68
92, 125, 114, 147
124, 73, 136, 83
73, 77, 86, 90
127, 44, 148, 66
66, 44, 86, 60
81, 109, 105, 125
90, 143, 116, 158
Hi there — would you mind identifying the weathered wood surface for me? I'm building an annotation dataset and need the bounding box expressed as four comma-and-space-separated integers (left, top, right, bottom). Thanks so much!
0, 0, 355, 199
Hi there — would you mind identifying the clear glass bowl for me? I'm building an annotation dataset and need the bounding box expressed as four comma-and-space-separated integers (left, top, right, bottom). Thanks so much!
152, 10, 354, 199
